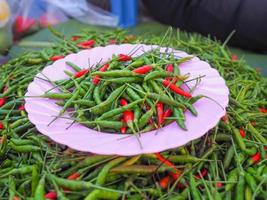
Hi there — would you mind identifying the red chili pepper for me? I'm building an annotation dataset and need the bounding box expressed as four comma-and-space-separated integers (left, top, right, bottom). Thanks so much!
120, 99, 128, 106
231, 54, 238, 62
166, 64, 174, 81
75, 69, 89, 78
155, 153, 181, 180
195, 168, 208, 180
71, 36, 80, 41
156, 102, 164, 126
163, 108, 172, 122
118, 54, 131, 62
0, 98, 6, 107
216, 182, 223, 188
77, 40, 95, 49
120, 99, 134, 124
120, 119, 127, 134
169, 172, 180, 180
108, 39, 117, 44
162, 79, 192, 98
123, 110, 134, 123
239, 127, 245, 138
166, 64, 174, 72
169, 77, 178, 85
251, 152, 261, 164
159, 175, 171, 189
92, 63, 109, 85
67, 172, 80, 180
259, 107, 267, 113
18, 104, 25, 111
50, 55, 65, 62
13, 197, 20, 200
0, 122, 4, 129
14, 16, 36, 34
132, 65, 153, 74
45, 191, 57, 200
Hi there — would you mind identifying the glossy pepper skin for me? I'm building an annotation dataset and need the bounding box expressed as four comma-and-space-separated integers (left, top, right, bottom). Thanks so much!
92, 63, 109, 85
162, 79, 192, 98
120, 99, 134, 124
133, 65, 153, 74
156, 102, 164, 126
75, 69, 89, 78
118, 54, 132, 61
0, 98, 7, 107
77, 40, 95, 49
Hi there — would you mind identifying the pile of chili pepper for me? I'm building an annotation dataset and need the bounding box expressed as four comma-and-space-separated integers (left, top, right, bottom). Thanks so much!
41, 48, 202, 134
0, 27, 266, 199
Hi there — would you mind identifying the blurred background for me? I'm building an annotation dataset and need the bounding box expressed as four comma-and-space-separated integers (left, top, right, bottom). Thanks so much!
0, 0, 266, 75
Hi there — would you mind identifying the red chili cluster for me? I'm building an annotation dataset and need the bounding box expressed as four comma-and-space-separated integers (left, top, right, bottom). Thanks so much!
155, 152, 182, 188
92, 63, 109, 85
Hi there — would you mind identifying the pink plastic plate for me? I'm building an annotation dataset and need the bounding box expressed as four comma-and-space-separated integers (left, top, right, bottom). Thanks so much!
25, 44, 229, 156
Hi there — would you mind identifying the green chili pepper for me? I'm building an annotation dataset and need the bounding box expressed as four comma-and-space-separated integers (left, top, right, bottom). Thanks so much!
231, 126, 246, 152
91, 70, 140, 77
149, 80, 165, 94
8, 176, 16, 200
1, 165, 34, 178
133, 106, 141, 125
80, 120, 125, 130
126, 87, 142, 101
128, 59, 145, 68
90, 85, 126, 114
106, 77, 143, 83
72, 99, 96, 107
244, 172, 257, 191
85, 189, 121, 200
223, 145, 235, 169
34, 175, 45, 200
31, 165, 39, 197
146, 93, 185, 109
138, 109, 153, 129
235, 173, 245, 200
66, 61, 82, 72
244, 185, 252, 200
41, 92, 72, 99
189, 172, 201, 200
10, 138, 34, 146
48, 173, 124, 192
173, 108, 187, 130
93, 85, 102, 105
97, 99, 143, 120
225, 168, 238, 192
